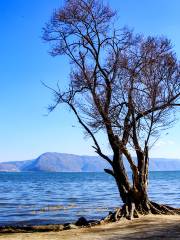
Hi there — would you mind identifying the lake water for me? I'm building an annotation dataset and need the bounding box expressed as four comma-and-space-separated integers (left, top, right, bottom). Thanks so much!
0, 171, 179, 226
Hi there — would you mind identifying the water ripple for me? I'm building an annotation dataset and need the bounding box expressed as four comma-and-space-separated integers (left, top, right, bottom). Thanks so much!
0, 171, 179, 226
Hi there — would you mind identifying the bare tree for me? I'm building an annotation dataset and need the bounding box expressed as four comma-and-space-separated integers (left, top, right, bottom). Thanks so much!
43, 0, 180, 219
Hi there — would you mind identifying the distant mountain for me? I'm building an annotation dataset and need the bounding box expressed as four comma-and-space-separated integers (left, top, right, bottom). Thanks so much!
0, 152, 180, 172
0, 153, 109, 172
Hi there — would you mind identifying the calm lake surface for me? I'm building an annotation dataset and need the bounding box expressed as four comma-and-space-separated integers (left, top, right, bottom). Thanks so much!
0, 171, 179, 226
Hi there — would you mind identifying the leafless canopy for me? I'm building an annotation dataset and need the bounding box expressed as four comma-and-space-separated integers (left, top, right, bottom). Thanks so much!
43, 0, 180, 158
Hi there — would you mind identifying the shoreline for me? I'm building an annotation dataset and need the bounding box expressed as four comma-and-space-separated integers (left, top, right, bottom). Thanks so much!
0, 215, 180, 239
0, 216, 100, 233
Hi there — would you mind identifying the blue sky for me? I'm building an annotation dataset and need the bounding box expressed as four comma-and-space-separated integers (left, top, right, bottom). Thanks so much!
0, 0, 180, 162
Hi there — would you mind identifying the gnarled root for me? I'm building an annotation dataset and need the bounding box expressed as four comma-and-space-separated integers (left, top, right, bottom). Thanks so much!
149, 201, 180, 215
103, 202, 139, 222
103, 201, 180, 223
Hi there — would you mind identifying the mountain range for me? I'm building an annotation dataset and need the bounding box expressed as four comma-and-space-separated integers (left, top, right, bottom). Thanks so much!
0, 152, 180, 172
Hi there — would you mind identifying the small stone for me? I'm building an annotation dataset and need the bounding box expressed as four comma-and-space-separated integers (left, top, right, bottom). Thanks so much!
75, 217, 88, 226
64, 224, 78, 230
89, 220, 100, 226
100, 220, 105, 225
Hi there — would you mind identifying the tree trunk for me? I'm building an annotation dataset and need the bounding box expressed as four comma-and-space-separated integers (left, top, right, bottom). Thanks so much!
104, 150, 180, 222
113, 172, 150, 220
113, 152, 131, 203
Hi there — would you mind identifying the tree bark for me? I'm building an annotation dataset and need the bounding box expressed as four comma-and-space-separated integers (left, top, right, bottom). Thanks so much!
104, 149, 180, 222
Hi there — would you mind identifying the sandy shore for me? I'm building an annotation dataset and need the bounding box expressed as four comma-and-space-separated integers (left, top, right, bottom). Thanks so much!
0, 215, 180, 240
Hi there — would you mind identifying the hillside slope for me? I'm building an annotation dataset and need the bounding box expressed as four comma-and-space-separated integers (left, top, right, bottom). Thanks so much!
0, 152, 180, 172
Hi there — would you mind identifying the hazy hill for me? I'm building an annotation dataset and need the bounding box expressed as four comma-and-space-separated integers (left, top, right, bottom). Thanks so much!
0, 152, 180, 172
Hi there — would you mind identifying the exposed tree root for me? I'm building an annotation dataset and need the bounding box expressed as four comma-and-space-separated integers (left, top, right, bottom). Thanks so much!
102, 201, 180, 223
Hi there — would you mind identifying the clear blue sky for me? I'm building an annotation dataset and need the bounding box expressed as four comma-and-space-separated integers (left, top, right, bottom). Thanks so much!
0, 0, 180, 162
